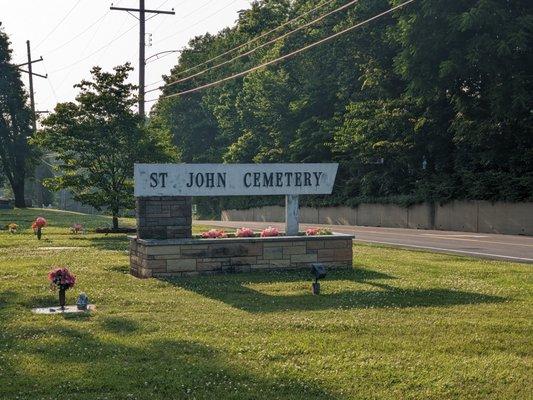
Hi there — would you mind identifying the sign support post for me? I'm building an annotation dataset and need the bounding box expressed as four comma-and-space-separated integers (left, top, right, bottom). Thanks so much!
285, 194, 299, 236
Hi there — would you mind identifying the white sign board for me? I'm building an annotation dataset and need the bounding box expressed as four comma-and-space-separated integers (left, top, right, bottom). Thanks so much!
134, 163, 338, 197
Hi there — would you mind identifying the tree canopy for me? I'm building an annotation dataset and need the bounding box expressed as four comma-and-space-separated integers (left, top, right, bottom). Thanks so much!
150, 0, 532, 213
38, 64, 176, 228
0, 28, 37, 207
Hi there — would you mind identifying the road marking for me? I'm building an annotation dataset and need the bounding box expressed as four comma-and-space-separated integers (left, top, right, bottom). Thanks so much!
356, 239, 533, 263
421, 234, 489, 238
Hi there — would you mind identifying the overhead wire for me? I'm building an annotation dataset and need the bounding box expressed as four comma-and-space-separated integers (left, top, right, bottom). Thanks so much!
55, 6, 111, 91
35, 0, 83, 50
151, 0, 184, 35
144, 0, 335, 90
41, 61, 59, 104
159, 0, 334, 71
48, 23, 136, 74
146, 0, 360, 94
146, 0, 416, 102
153, 0, 241, 45
41, 12, 109, 55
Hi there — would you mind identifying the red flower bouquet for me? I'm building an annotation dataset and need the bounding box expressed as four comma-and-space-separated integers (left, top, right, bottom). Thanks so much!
32, 217, 47, 240
48, 267, 76, 309
48, 267, 76, 291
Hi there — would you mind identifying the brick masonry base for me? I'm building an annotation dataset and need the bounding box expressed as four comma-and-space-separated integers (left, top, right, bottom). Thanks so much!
136, 196, 192, 240
129, 234, 354, 278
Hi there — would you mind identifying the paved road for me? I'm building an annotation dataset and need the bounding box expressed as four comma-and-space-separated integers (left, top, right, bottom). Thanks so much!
197, 220, 533, 264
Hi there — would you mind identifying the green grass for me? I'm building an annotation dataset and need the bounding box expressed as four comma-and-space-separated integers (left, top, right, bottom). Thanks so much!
0, 208, 531, 399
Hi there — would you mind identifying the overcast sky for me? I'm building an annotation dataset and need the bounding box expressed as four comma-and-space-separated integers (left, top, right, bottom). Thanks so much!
1, 0, 251, 114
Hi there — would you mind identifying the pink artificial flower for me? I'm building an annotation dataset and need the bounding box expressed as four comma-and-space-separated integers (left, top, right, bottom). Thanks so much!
48, 267, 76, 290
200, 229, 227, 239
235, 227, 254, 237
260, 226, 279, 237
306, 227, 320, 236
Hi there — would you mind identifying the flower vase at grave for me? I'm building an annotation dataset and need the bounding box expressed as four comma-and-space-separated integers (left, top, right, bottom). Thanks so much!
37, 227, 42, 240
59, 288, 66, 309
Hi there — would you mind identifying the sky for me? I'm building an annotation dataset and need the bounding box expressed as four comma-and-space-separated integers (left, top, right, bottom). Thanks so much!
1, 0, 252, 115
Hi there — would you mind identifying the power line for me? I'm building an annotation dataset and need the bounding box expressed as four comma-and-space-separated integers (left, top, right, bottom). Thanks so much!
41, 61, 59, 104
148, 0, 416, 102
151, 0, 185, 35
153, 0, 240, 45
166, 0, 333, 71
43, 12, 109, 55
35, 0, 83, 50
95, 13, 129, 66
57, 6, 111, 92
145, 0, 335, 90
48, 24, 137, 74
148, 0, 359, 94
144, 0, 335, 90
180, 0, 216, 20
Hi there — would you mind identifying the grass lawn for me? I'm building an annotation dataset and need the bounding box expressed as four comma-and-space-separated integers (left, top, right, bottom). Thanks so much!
0, 208, 531, 399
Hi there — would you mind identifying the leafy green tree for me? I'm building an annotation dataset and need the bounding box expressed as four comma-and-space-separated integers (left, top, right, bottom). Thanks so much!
151, 0, 533, 212
0, 28, 37, 207
393, 0, 533, 200
38, 64, 176, 229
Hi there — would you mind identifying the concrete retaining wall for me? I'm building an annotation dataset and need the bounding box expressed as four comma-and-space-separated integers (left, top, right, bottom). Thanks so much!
221, 201, 533, 235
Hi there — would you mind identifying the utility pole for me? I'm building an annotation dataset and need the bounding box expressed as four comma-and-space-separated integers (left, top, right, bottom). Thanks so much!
16, 40, 48, 132
110, 1, 175, 118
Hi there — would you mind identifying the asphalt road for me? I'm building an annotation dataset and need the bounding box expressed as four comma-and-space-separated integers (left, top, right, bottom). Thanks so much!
198, 220, 533, 264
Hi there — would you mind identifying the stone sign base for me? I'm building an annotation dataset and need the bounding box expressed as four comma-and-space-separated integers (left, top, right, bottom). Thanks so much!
129, 234, 354, 278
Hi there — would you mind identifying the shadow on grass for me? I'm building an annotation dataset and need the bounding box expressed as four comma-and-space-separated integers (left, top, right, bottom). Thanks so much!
83, 235, 130, 251
163, 268, 505, 313
1, 324, 337, 399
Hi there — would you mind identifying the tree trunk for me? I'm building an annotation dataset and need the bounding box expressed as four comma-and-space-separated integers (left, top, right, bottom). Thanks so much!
112, 215, 119, 230
13, 181, 26, 208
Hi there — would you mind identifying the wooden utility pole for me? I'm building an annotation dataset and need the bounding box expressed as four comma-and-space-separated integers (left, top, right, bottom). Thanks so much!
110, 1, 175, 118
139, 0, 146, 117
16, 40, 48, 132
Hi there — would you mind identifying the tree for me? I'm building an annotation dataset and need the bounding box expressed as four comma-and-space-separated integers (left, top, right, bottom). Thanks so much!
0, 28, 37, 207
393, 0, 533, 200
38, 64, 176, 229
151, 0, 533, 212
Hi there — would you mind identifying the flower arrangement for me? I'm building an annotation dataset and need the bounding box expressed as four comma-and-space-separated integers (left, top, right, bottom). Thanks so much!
200, 229, 228, 239
305, 227, 320, 236
260, 226, 280, 237
32, 217, 47, 240
235, 227, 254, 237
70, 223, 84, 234
48, 267, 76, 309
305, 227, 333, 236
8, 223, 18, 234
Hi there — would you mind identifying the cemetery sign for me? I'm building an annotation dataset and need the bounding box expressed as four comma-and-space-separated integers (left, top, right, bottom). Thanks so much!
134, 163, 338, 197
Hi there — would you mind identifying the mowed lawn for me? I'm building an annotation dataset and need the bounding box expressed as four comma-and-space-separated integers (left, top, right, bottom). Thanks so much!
0, 209, 531, 399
